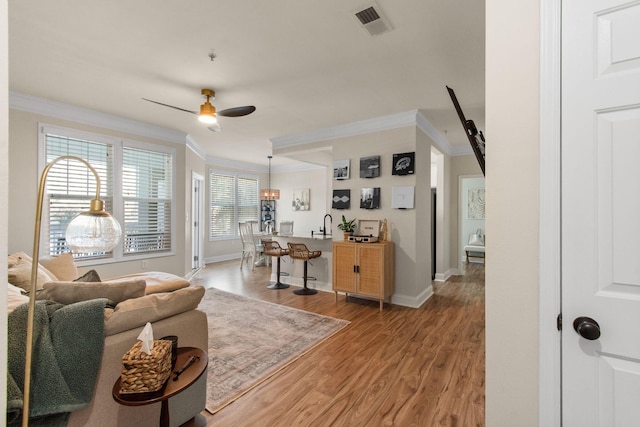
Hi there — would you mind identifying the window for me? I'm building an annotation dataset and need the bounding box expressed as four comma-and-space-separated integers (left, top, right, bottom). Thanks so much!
44, 133, 114, 259
209, 170, 259, 239
40, 125, 175, 261
122, 147, 173, 255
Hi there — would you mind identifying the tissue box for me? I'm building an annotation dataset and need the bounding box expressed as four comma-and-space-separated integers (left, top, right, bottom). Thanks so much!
119, 340, 172, 394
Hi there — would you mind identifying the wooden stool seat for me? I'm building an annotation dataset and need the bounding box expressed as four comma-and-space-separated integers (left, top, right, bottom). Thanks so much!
287, 242, 321, 295
263, 240, 290, 289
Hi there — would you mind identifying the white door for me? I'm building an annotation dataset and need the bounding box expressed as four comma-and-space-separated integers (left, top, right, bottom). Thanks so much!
562, 0, 640, 425
191, 173, 204, 270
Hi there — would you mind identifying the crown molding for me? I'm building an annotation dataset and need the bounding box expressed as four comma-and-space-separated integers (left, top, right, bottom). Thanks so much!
206, 156, 267, 172
271, 109, 470, 156
271, 110, 418, 148
185, 134, 206, 160
9, 91, 188, 145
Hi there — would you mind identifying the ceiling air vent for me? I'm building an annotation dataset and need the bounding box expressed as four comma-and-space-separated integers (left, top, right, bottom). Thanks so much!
354, 4, 392, 36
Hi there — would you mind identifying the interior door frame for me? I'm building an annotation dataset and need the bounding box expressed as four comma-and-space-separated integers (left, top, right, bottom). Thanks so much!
539, 0, 562, 425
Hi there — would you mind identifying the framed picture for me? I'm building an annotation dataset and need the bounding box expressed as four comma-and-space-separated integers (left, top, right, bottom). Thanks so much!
333, 159, 350, 180
360, 187, 381, 209
359, 155, 380, 178
467, 188, 485, 219
292, 188, 310, 211
391, 186, 415, 209
392, 152, 415, 175
332, 189, 351, 209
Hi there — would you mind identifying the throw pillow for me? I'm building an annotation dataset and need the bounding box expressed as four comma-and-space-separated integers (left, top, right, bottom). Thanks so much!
74, 269, 102, 282
39, 252, 78, 282
468, 232, 484, 246
8, 258, 57, 293
7, 282, 29, 313
104, 286, 205, 336
8, 251, 32, 268
38, 279, 146, 305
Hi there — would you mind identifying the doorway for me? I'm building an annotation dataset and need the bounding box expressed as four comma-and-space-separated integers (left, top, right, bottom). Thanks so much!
459, 175, 485, 271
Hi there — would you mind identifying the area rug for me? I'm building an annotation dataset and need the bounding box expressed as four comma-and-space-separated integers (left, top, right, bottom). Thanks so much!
197, 287, 350, 414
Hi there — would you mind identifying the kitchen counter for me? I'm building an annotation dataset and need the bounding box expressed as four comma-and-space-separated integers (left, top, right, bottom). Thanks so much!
270, 235, 335, 292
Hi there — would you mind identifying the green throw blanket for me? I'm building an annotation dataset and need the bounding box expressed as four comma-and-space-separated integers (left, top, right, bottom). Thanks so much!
7, 299, 108, 426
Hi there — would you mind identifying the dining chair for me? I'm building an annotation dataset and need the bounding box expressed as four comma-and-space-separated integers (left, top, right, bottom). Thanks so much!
279, 220, 294, 235
239, 221, 264, 271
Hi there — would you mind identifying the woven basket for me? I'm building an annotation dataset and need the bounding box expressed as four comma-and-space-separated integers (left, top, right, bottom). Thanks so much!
119, 340, 172, 394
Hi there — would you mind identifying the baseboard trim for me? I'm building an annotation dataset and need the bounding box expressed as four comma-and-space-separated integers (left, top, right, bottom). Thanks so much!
434, 268, 458, 282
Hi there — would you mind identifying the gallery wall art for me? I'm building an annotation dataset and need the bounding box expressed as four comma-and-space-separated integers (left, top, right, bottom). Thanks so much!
359, 155, 380, 178
332, 189, 351, 209
292, 188, 310, 211
391, 186, 415, 209
360, 187, 381, 209
392, 152, 415, 175
467, 188, 485, 219
333, 159, 350, 180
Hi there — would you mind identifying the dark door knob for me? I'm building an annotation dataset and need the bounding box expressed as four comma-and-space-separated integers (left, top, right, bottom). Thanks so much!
573, 316, 601, 340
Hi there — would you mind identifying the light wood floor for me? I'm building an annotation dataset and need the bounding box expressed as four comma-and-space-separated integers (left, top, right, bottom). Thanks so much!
185, 260, 485, 427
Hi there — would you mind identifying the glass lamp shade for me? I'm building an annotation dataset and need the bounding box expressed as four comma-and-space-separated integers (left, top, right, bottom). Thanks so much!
198, 101, 217, 124
65, 212, 122, 253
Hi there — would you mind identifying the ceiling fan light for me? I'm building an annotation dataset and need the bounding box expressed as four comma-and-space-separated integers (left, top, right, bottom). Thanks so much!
199, 101, 217, 124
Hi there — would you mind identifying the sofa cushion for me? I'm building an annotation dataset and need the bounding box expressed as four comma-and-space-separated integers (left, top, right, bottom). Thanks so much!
104, 286, 205, 336
39, 252, 78, 281
8, 258, 57, 293
106, 271, 190, 294
7, 283, 29, 313
39, 279, 146, 305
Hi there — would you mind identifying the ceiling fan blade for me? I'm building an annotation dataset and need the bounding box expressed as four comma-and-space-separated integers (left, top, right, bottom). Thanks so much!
142, 98, 198, 115
208, 122, 221, 132
218, 106, 256, 117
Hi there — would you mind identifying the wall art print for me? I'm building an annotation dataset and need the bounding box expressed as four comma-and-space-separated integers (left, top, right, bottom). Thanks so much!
332, 189, 351, 209
292, 188, 310, 211
359, 155, 380, 178
467, 188, 485, 219
392, 152, 415, 175
333, 159, 350, 180
391, 186, 415, 209
360, 187, 381, 210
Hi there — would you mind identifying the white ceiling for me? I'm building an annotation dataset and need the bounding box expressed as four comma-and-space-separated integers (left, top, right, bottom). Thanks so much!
8, 1, 485, 168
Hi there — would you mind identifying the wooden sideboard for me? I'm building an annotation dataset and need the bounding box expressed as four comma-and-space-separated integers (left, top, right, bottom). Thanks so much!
332, 241, 394, 310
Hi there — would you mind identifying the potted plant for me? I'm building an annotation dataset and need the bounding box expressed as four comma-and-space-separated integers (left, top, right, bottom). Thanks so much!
337, 215, 356, 240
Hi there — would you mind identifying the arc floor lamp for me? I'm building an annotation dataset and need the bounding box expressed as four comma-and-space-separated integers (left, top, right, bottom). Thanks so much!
22, 155, 122, 426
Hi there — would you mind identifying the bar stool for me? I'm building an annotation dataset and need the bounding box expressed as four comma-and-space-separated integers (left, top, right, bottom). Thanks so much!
263, 240, 290, 289
287, 242, 321, 295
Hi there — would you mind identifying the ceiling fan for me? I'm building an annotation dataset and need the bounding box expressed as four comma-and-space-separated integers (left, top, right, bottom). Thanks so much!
142, 89, 256, 132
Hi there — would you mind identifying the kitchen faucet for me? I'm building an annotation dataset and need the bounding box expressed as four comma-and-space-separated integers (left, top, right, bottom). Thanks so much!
322, 214, 332, 236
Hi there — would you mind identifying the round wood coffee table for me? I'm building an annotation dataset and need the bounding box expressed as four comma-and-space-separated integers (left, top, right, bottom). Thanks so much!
112, 347, 207, 427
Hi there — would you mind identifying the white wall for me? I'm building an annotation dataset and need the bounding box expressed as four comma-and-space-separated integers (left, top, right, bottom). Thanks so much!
486, 0, 541, 424
1, 0, 9, 412
271, 166, 330, 237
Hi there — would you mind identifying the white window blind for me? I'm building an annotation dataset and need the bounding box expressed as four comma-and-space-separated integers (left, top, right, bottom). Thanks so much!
209, 171, 258, 239
42, 125, 175, 261
122, 147, 173, 255
238, 177, 259, 223
45, 133, 114, 259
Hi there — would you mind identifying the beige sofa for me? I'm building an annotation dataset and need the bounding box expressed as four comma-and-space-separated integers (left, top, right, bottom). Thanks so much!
7, 252, 208, 427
